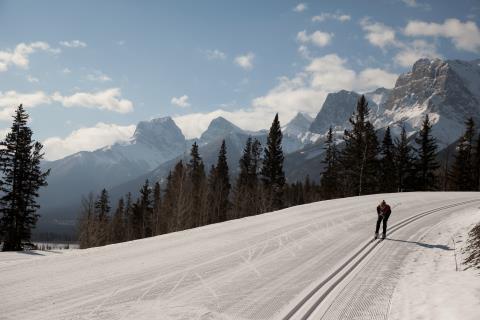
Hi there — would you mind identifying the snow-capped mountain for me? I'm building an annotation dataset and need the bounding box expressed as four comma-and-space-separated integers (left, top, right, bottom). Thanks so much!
382, 58, 480, 145
39, 117, 187, 219
282, 112, 320, 152
197, 116, 248, 146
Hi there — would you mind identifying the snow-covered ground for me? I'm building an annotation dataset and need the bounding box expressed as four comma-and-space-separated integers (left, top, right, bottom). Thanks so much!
389, 206, 480, 320
0, 192, 479, 320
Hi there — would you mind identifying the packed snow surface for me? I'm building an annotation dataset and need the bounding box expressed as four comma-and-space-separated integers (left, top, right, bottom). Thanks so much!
1, 192, 479, 320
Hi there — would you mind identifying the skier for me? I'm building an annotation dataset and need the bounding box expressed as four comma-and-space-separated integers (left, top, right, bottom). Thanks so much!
375, 200, 391, 239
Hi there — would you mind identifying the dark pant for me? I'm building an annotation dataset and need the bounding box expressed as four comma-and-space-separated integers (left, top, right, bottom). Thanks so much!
375, 213, 390, 235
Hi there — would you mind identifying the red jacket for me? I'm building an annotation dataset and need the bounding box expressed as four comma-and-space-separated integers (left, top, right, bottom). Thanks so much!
377, 204, 391, 216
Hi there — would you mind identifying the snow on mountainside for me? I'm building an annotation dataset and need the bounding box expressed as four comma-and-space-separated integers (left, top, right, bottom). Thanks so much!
38, 117, 187, 226
383, 58, 480, 145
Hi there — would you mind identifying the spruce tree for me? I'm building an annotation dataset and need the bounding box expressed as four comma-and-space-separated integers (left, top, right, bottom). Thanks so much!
320, 127, 339, 199
207, 140, 230, 224
153, 181, 163, 235
0, 105, 50, 251
339, 95, 379, 196
187, 142, 207, 227
124, 192, 134, 240
94, 188, 111, 246
78, 193, 95, 249
474, 133, 480, 191
413, 114, 440, 191
379, 127, 396, 193
233, 138, 262, 218
110, 197, 126, 244
450, 118, 476, 191
261, 114, 285, 211
393, 125, 415, 192
139, 179, 153, 237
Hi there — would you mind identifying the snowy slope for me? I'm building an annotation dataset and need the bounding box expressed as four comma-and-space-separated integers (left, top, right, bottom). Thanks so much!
1, 192, 479, 320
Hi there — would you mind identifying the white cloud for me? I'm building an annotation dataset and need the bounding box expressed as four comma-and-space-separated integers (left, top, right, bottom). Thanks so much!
175, 54, 398, 138
43, 123, 135, 160
0, 90, 51, 120
297, 30, 333, 47
86, 70, 112, 82
26, 75, 39, 83
234, 52, 255, 70
52, 88, 133, 113
360, 18, 397, 49
62, 68, 71, 74
404, 19, 480, 53
205, 49, 226, 60
402, 0, 431, 10
0, 42, 59, 72
298, 45, 311, 59
394, 39, 441, 67
59, 40, 87, 48
171, 95, 191, 108
312, 13, 351, 23
293, 3, 307, 12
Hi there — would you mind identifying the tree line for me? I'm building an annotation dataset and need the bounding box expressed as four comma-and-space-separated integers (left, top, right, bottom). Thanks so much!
320, 96, 480, 199
79, 96, 480, 249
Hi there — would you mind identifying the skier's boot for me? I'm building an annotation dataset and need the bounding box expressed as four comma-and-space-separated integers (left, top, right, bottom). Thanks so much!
381, 233, 386, 240
374, 233, 379, 240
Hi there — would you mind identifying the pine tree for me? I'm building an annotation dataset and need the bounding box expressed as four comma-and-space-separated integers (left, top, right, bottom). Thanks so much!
153, 182, 163, 235
261, 114, 285, 211
339, 95, 379, 196
110, 197, 126, 244
393, 125, 415, 192
0, 105, 50, 251
379, 127, 396, 193
320, 127, 339, 199
124, 192, 134, 240
233, 137, 259, 218
207, 140, 231, 224
450, 118, 476, 191
413, 114, 440, 191
474, 133, 480, 191
94, 189, 110, 246
187, 142, 207, 227
139, 179, 153, 237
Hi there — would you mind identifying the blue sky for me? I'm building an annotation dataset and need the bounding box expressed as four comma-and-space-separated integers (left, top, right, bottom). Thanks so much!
0, 0, 479, 160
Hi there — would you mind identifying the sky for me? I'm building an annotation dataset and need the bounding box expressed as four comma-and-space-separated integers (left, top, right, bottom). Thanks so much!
0, 0, 479, 160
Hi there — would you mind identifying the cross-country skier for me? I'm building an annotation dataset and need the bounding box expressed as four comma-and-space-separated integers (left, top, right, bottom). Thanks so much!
375, 200, 391, 239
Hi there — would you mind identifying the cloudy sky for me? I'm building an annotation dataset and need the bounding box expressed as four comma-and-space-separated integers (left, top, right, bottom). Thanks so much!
1, 0, 479, 160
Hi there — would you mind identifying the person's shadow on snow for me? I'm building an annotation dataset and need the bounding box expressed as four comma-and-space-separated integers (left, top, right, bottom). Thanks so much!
384, 238, 452, 251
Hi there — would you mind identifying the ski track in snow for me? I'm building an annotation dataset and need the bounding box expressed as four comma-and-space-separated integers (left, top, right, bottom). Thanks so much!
0, 192, 479, 320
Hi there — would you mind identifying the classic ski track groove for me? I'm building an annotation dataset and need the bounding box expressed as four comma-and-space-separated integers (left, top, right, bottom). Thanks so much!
282, 198, 480, 320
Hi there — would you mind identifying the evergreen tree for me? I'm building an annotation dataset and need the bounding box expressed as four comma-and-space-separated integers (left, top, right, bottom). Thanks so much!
474, 133, 480, 191
139, 179, 153, 237
124, 192, 134, 240
450, 118, 476, 190
393, 125, 415, 192
320, 127, 339, 199
379, 127, 396, 193
187, 143, 207, 227
110, 197, 126, 244
413, 114, 440, 191
94, 188, 110, 246
153, 182, 163, 235
339, 95, 379, 196
207, 140, 231, 224
0, 105, 50, 251
261, 114, 285, 211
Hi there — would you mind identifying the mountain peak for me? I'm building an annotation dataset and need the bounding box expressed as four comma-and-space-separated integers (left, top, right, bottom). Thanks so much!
199, 116, 244, 144
133, 116, 185, 148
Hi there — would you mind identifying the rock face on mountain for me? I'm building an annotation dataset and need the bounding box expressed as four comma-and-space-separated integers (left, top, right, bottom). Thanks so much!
383, 58, 480, 145
38, 117, 186, 219
309, 90, 361, 135
282, 112, 318, 152
198, 117, 246, 146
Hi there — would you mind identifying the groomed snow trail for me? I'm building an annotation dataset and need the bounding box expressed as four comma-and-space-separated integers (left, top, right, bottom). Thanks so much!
0, 192, 478, 320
